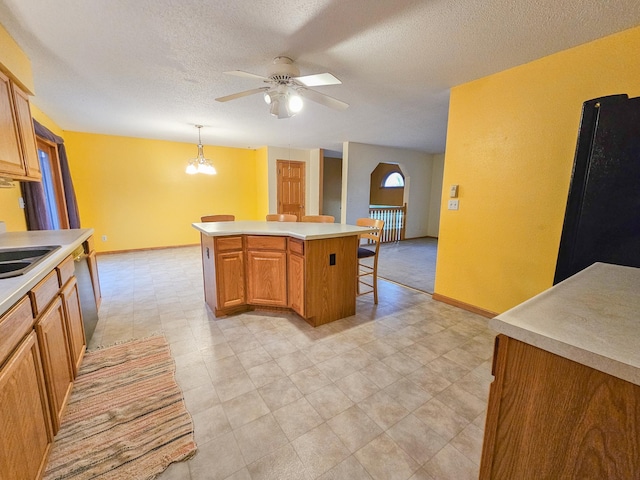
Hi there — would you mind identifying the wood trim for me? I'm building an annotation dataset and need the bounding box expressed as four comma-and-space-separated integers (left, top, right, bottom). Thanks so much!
432, 293, 498, 318
36, 137, 69, 228
318, 149, 324, 215
96, 244, 200, 255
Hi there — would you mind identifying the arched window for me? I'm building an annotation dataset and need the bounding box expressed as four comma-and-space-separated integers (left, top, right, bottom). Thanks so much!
382, 172, 405, 187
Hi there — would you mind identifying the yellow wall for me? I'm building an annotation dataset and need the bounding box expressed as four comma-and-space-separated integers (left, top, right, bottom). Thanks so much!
255, 147, 269, 220
0, 23, 34, 93
435, 25, 640, 314
64, 132, 262, 252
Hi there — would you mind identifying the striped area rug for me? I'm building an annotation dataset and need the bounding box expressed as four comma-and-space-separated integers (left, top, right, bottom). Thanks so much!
44, 336, 197, 480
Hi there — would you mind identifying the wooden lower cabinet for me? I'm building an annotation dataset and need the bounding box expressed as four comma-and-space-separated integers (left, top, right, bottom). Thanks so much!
216, 251, 246, 309
61, 277, 86, 375
35, 296, 75, 434
0, 331, 52, 480
246, 250, 287, 306
288, 252, 305, 316
480, 334, 640, 479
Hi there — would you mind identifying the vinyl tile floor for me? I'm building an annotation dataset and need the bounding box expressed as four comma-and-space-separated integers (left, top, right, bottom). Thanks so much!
88, 245, 493, 480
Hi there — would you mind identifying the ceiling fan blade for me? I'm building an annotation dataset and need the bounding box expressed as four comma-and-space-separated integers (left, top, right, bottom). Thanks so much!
294, 73, 341, 87
224, 70, 270, 82
215, 87, 269, 102
298, 88, 349, 111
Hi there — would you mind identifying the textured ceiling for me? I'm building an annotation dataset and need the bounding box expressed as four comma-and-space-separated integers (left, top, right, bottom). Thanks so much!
1, 0, 640, 154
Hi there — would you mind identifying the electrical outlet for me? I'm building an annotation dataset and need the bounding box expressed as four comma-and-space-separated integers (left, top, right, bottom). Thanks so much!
101, 235, 107, 241
448, 199, 459, 210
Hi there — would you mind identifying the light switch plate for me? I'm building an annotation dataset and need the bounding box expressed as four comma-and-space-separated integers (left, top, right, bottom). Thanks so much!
449, 185, 459, 198
448, 199, 459, 210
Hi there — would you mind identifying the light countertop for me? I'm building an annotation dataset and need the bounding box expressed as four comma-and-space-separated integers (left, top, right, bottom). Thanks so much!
0, 229, 94, 316
193, 220, 370, 240
490, 262, 640, 386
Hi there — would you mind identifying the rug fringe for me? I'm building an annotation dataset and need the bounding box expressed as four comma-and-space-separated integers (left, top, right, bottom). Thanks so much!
88, 332, 164, 351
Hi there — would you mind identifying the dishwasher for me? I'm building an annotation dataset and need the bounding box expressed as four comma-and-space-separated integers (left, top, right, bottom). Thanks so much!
73, 245, 99, 342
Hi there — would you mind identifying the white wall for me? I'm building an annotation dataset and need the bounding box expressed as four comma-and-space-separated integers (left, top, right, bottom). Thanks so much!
343, 142, 436, 238
427, 153, 445, 237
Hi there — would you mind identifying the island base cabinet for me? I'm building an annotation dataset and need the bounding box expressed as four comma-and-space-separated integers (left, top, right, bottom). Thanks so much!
0, 331, 52, 480
247, 250, 287, 306
35, 297, 75, 434
480, 334, 640, 480
288, 251, 305, 316
216, 251, 246, 309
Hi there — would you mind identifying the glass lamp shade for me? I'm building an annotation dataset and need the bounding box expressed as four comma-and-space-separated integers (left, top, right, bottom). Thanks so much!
185, 161, 198, 174
289, 94, 303, 113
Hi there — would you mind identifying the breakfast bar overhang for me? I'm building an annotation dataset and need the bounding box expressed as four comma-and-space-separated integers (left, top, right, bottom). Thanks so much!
192, 221, 370, 327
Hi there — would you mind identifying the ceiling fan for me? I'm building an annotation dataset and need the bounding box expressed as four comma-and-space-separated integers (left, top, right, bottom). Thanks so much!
215, 57, 349, 118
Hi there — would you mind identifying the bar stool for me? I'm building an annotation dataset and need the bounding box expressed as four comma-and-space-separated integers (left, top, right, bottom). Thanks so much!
201, 214, 235, 222
301, 215, 335, 223
356, 218, 384, 304
266, 214, 297, 222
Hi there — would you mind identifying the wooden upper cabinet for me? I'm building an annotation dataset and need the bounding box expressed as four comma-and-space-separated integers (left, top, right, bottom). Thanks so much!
11, 82, 41, 180
0, 70, 40, 181
0, 70, 25, 178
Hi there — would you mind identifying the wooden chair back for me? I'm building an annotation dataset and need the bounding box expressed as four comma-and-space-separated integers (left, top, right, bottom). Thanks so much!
266, 214, 298, 222
201, 214, 235, 222
356, 218, 384, 246
301, 215, 335, 223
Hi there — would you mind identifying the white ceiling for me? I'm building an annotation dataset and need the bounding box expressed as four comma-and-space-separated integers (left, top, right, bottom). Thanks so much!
1, 0, 640, 155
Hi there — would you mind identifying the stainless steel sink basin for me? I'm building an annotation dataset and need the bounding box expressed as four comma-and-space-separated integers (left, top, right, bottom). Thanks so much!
0, 245, 61, 279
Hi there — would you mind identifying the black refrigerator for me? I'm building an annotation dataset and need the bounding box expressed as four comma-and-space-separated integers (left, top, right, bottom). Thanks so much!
554, 94, 640, 284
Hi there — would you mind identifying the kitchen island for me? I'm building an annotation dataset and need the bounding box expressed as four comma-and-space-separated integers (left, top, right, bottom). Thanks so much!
192, 221, 370, 327
480, 262, 640, 479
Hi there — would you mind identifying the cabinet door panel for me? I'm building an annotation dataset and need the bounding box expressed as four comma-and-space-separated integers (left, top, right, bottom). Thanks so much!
61, 277, 86, 376
87, 250, 102, 309
11, 82, 41, 180
288, 253, 305, 316
0, 331, 52, 480
216, 251, 246, 309
0, 71, 25, 177
247, 251, 287, 306
36, 296, 74, 434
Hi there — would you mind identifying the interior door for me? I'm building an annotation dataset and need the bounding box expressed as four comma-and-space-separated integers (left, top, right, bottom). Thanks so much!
277, 160, 305, 220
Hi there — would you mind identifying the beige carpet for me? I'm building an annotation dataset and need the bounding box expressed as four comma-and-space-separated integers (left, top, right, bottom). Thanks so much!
376, 237, 438, 293
44, 336, 197, 480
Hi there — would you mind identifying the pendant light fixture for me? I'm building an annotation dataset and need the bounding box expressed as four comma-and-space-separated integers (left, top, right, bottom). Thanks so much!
186, 125, 216, 175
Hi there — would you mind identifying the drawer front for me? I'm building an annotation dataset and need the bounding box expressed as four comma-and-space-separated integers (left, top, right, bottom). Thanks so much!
30, 271, 60, 317
215, 236, 243, 252
288, 238, 304, 255
0, 296, 34, 366
56, 255, 75, 288
247, 235, 286, 251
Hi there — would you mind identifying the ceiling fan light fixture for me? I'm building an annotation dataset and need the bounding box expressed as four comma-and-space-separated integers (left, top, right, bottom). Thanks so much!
263, 91, 272, 105
186, 125, 216, 175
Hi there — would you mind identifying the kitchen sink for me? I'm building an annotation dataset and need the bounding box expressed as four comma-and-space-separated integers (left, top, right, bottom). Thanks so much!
0, 245, 61, 279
